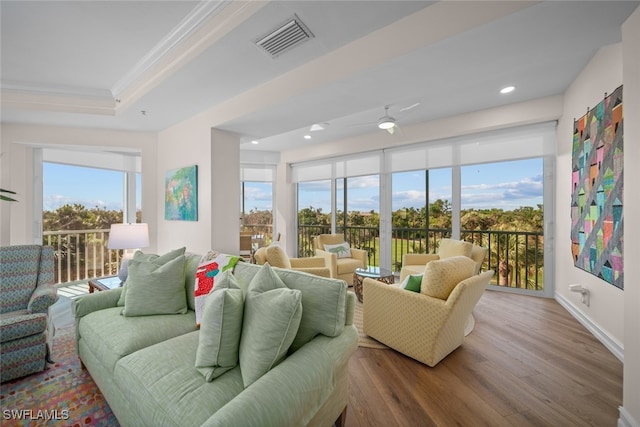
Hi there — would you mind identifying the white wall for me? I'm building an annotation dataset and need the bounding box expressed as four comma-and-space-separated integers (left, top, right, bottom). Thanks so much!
0, 124, 158, 248
554, 43, 625, 358
156, 116, 241, 255
621, 7, 640, 427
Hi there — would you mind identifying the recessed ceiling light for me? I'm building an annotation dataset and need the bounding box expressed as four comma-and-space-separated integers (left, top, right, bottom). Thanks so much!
500, 86, 515, 94
251, 140, 259, 145
304, 135, 311, 140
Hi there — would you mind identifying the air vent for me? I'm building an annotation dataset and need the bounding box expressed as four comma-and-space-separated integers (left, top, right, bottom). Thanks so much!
255, 15, 314, 58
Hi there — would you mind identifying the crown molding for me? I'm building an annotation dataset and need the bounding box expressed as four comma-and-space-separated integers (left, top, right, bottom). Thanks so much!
110, 0, 231, 98
1, 89, 116, 115
1, 0, 264, 117
113, 0, 267, 113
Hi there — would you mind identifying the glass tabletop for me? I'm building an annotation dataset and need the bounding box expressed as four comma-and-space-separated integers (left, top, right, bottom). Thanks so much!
95, 276, 123, 289
354, 266, 393, 279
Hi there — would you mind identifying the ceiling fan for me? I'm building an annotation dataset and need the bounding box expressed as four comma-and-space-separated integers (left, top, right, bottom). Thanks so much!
376, 103, 421, 134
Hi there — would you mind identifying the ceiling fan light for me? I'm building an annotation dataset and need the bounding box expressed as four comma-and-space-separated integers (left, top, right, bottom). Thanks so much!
378, 119, 395, 130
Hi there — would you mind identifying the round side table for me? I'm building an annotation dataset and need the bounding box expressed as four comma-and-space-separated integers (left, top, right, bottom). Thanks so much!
353, 267, 394, 303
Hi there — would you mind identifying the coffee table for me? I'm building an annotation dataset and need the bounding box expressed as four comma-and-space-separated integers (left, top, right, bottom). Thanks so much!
88, 276, 122, 293
353, 267, 394, 303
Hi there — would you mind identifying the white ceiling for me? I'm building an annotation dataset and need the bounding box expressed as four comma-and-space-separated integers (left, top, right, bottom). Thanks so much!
1, 1, 638, 153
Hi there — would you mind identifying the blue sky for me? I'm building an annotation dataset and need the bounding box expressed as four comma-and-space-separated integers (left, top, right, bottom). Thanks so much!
44, 158, 542, 213
299, 158, 543, 213
43, 163, 141, 211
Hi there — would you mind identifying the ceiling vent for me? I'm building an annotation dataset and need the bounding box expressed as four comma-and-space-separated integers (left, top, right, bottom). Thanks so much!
254, 15, 314, 58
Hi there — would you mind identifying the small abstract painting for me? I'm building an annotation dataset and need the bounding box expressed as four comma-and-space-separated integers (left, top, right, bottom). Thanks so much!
571, 85, 623, 289
165, 165, 198, 221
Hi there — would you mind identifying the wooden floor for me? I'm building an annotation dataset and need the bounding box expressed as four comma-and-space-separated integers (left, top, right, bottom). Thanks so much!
346, 290, 623, 427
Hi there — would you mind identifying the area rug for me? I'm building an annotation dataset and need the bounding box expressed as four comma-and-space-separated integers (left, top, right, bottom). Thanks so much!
353, 300, 389, 349
0, 327, 119, 427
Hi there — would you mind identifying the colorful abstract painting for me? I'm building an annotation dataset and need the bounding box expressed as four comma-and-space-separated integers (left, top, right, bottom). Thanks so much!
571, 86, 623, 289
165, 165, 198, 221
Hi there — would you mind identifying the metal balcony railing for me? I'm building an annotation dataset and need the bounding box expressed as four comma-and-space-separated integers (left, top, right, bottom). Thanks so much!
298, 225, 544, 291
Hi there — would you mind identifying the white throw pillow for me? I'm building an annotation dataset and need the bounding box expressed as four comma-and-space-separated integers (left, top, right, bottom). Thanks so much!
323, 242, 351, 258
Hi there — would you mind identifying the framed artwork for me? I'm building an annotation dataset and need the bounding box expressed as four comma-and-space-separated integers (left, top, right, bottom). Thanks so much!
571, 85, 623, 289
165, 165, 198, 221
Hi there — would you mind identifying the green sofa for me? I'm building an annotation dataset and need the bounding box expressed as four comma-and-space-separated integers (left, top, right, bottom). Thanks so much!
72, 255, 358, 427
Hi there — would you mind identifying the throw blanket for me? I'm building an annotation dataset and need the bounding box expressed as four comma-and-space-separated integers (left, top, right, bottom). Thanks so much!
194, 250, 240, 326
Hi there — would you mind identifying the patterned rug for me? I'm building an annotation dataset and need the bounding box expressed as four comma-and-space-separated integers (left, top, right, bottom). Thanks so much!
0, 327, 119, 427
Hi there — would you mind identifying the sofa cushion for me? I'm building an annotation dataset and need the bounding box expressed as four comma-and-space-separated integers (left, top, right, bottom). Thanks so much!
265, 245, 291, 269
239, 264, 302, 387
114, 331, 244, 427
233, 262, 346, 351
195, 272, 244, 381
117, 247, 186, 307
323, 242, 351, 258
122, 255, 187, 317
438, 238, 473, 259
421, 256, 476, 300
78, 307, 197, 374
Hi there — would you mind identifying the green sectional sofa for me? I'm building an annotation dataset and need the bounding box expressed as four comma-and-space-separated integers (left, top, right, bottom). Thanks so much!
72, 254, 358, 427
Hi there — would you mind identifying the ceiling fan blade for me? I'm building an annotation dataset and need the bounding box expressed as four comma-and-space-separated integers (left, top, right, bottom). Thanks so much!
399, 102, 420, 112
386, 125, 396, 135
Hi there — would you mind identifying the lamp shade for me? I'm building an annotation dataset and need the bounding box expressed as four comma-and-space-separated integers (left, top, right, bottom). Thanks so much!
108, 223, 149, 250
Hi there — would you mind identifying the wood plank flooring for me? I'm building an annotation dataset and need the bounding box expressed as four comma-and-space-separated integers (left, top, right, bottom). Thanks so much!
346, 290, 623, 427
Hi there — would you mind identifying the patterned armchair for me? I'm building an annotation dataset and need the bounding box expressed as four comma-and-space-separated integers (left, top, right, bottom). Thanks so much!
364, 257, 494, 367
1, 245, 58, 382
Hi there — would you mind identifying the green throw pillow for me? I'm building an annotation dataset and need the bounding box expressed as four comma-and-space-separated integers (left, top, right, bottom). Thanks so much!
117, 247, 186, 307
239, 263, 302, 388
195, 271, 244, 381
122, 255, 187, 317
405, 274, 422, 293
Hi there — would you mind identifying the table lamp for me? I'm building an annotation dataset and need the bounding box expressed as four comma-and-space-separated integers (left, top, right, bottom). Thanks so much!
108, 223, 149, 282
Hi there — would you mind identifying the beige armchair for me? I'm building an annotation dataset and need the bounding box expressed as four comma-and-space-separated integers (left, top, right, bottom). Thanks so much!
313, 234, 367, 285
253, 245, 331, 278
400, 238, 487, 282
364, 256, 494, 367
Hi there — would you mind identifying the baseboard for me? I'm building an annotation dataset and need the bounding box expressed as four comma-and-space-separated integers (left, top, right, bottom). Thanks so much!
618, 406, 640, 427
554, 292, 624, 362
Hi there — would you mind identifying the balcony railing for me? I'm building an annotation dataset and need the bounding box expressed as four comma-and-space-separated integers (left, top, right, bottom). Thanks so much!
43, 229, 121, 284
45, 225, 543, 291
298, 225, 544, 291
44, 226, 276, 285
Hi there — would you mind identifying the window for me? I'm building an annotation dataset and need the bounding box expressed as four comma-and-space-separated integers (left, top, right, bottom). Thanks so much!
461, 159, 544, 290
42, 161, 141, 283
297, 180, 331, 257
